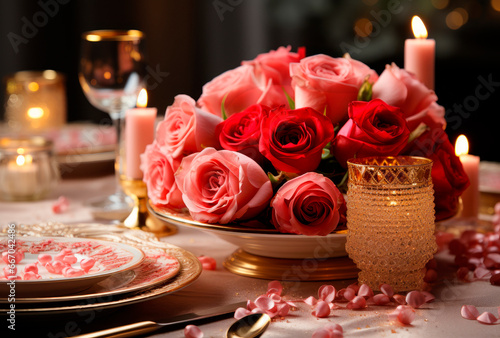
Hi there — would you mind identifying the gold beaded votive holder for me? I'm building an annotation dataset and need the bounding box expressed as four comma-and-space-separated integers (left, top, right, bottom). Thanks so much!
346, 156, 436, 292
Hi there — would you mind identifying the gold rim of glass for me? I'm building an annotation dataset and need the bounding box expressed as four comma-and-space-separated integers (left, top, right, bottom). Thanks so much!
0, 136, 53, 152
347, 156, 432, 168
82, 29, 144, 42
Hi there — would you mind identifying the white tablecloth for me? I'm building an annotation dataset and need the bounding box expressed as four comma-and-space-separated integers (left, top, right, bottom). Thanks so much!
1, 175, 499, 337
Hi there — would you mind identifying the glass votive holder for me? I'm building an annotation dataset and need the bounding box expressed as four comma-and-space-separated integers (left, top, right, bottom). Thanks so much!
0, 136, 59, 201
346, 156, 436, 292
4, 70, 66, 132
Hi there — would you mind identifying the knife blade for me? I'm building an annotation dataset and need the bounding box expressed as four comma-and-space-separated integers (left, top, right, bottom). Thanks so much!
72, 300, 248, 338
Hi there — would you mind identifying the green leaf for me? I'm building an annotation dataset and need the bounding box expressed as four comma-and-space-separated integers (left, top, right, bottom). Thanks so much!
283, 88, 295, 110
357, 76, 373, 101
407, 123, 429, 143
221, 94, 228, 120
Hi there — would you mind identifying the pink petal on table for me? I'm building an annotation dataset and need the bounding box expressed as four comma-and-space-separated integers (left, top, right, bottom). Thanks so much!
254, 296, 276, 312
461, 305, 479, 320
247, 300, 257, 311
63, 268, 85, 278
346, 296, 366, 310
267, 280, 283, 295
319, 285, 336, 303
52, 195, 70, 214
380, 284, 394, 297
406, 291, 426, 309
23, 262, 38, 274
389, 305, 415, 325
477, 312, 498, 325
197, 256, 216, 270
234, 307, 251, 320
184, 324, 204, 338
372, 294, 391, 305
347, 283, 360, 293
304, 296, 318, 306
343, 288, 356, 301
276, 302, 290, 317
392, 294, 407, 305
426, 258, 438, 270
474, 267, 492, 279
312, 324, 343, 338
491, 272, 500, 286
312, 300, 331, 318
484, 253, 500, 269
420, 291, 435, 303
457, 267, 471, 282
358, 284, 373, 298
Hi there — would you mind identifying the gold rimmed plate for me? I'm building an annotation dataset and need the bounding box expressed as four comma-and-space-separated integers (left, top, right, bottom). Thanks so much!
0, 236, 145, 298
0, 223, 202, 315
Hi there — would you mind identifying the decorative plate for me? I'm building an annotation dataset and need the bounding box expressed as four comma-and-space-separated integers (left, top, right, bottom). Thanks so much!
0, 223, 202, 315
0, 236, 145, 297
149, 203, 348, 259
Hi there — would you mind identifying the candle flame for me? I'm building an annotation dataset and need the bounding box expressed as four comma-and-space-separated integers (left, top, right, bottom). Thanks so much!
137, 88, 148, 108
411, 16, 428, 39
27, 107, 44, 119
16, 154, 26, 166
455, 134, 469, 156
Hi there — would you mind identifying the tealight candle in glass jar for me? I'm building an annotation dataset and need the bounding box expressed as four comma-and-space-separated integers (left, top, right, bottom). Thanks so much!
0, 136, 59, 201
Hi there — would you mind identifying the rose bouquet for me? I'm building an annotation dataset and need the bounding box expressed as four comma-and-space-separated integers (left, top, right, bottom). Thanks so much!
141, 46, 469, 236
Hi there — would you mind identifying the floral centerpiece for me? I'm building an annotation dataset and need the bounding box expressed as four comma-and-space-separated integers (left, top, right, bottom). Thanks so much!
141, 46, 469, 236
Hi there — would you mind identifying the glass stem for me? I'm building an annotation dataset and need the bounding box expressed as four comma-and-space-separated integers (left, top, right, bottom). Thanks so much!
111, 111, 125, 196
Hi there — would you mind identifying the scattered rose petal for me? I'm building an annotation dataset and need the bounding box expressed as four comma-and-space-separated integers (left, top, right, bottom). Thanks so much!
477, 312, 498, 325
267, 280, 283, 295
474, 267, 492, 279
255, 296, 275, 312
389, 305, 415, 325
234, 307, 252, 320
461, 305, 479, 320
184, 324, 203, 338
457, 267, 471, 282
304, 296, 318, 306
491, 272, 500, 286
420, 291, 435, 303
379, 284, 394, 297
406, 291, 426, 309
23, 262, 38, 274
312, 323, 343, 338
52, 196, 70, 214
392, 294, 407, 305
346, 296, 366, 310
3, 266, 17, 279
318, 285, 336, 303
45, 260, 67, 274
372, 294, 391, 305
424, 269, 438, 283
484, 253, 500, 269
63, 255, 78, 265
198, 256, 217, 270
426, 258, 437, 270
343, 288, 355, 301
63, 267, 85, 278
357, 284, 373, 298
312, 300, 331, 318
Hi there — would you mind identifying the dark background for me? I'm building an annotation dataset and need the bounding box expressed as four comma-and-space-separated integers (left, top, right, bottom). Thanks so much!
0, 0, 499, 161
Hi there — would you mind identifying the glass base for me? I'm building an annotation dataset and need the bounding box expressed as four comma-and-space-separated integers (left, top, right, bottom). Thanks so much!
86, 192, 134, 221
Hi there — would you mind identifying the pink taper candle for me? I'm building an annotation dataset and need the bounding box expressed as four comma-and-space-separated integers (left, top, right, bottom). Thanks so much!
455, 135, 480, 220
404, 16, 435, 90
125, 89, 157, 179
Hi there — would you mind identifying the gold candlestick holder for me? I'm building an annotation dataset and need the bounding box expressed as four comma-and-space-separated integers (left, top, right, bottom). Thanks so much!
120, 176, 177, 237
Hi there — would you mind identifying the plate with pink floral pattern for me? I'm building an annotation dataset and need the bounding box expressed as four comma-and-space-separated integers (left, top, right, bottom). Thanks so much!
0, 236, 145, 297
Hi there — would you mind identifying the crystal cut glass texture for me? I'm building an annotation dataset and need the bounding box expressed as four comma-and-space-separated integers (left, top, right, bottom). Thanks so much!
346, 156, 436, 292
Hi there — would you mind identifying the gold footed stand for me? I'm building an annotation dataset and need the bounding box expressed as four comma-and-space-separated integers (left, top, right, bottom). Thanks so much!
120, 177, 177, 238
224, 249, 359, 281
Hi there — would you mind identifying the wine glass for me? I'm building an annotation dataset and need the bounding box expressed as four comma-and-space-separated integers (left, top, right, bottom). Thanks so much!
79, 29, 148, 219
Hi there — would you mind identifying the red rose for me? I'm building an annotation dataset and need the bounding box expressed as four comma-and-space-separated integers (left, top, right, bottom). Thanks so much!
216, 104, 268, 164
331, 99, 411, 168
404, 127, 469, 221
259, 106, 335, 175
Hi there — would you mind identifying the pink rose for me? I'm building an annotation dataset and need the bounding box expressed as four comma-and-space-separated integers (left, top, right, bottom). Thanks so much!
242, 45, 306, 98
372, 63, 446, 131
198, 64, 287, 118
156, 95, 222, 158
271, 172, 344, 236
290, 54, 378, 126
175, 148, 273, 224
140, 142, 185, 210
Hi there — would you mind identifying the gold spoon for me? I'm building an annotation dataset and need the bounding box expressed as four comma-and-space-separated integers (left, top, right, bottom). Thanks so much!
226, 313, 271, 338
